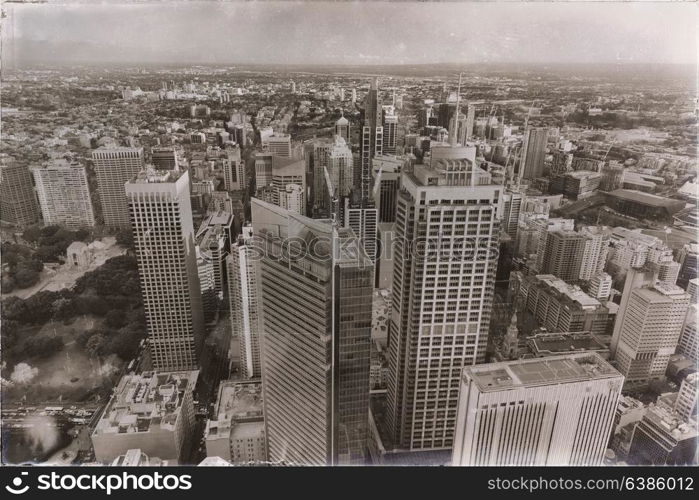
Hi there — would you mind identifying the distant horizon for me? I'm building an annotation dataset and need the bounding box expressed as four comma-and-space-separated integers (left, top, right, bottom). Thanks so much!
3, 2, 696, 67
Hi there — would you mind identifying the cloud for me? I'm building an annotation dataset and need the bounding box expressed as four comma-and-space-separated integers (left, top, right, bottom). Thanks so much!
4, 1, 696, 65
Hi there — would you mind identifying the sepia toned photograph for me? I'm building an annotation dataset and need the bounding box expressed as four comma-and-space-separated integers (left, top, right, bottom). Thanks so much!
0, 0, 697, 487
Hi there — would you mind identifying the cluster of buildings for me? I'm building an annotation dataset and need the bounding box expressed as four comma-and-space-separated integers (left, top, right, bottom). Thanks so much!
2, 70, 696, 468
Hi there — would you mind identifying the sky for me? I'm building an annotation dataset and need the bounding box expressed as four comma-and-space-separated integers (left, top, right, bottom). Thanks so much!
5, 1, 697, 66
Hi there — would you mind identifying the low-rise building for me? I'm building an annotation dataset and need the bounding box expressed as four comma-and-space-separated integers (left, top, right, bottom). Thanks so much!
204, 379, 266, 465
91, 371, 198, 464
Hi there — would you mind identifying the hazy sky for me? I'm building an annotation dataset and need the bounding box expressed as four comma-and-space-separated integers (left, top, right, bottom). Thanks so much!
6, 1, 697, 66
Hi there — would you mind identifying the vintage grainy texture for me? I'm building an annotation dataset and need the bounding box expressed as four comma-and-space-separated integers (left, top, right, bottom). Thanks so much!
0, 0, 697, 472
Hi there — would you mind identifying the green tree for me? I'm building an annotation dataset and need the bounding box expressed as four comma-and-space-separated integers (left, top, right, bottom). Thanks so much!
13, 268, 40, 289
85, 334, 106, 359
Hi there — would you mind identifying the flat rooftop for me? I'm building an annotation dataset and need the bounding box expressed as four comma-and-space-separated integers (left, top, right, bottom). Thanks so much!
205, 379, 263, 442
213, 379, 263, 422
535, 275, 602, 309
93, 371, 198, 436
130, 167, 184, 184
465, 353, 620, 392
607, 189, 685, 209
528, 333, 608, 355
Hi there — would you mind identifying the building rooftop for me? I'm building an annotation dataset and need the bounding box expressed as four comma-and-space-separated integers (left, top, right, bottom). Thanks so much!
130, 167, 184, 184
230, 421, 265, 440
213, 379, 263, 422
644, 404, 698, 441
93, 371, 198, 436
535, 274, 602, 309
607, 189, 685, 209
528, 332, 608, 356
205, 379, 263, 442
566, 170, 601, 179
465, 353, 620, 392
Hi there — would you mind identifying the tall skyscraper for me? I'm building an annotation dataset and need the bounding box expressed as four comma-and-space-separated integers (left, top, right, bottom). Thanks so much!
126, 169, 205, 371
32, 162, 95, 229
382, 106, 398, 155
252, 198, 374, 465
579, 226, 611, 281
674, 373, 698, 421
222, 146, 245, 191
310, 138, 334, 213
501, 189, 523, 240
371, 154, 404, 223
269, 157, 306, 215
532, 218, 575, 272
677, 305, 697, 363
0, 162, 40, 227
539, 230, 586, 282
613, 282, 690, 385
327, 136, 354, 200
360, 78, 383, 200
343, 194, 378, 264
610, 265, 657, 356
92, 147, 144, 227
227, 225, 261, 379
452, 353, 623, 466
677, 243, 698, 290
254, 152, 274, 189
386, 154, 502, 451
519, 126, 548, 181
266, 133, 292, 158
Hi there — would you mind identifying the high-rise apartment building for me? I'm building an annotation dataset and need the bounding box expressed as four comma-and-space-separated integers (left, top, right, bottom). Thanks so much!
265, 133, 292, 158
588, 272, 613, 301
126, 169, 205, 371
539, 230, 586, 282
92, 147, 144, 227
382, 106, 398, 155
685, 277, 698, 304
327, 136, 354, 200
252, 198, 374, 465
677, 304, 697, 363
269, 157, 306, 215
151, 147, 179, 170
452, 353, 623, 466
342, 192, 378, 264
371, 155, 404, 223
613, 282, 690, 385
222, 146, 245, 191
519, 126, 548, 181
628, 403, 698, 465
360, 78, 383, 200
254, 153, 274, 189
0, 162, 40, 227
227, 225, 261, 379
516, 273, 610, 337
532, 218, 575, 272
677, 243, 698, 290
310, 138, 334, 213
610, 265, 657, 356
675, 373, 698, 421
579, 226, 611, 281
386, 154, 502, 451
501, 189, 523, 240
32, 162, 95, 229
